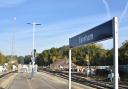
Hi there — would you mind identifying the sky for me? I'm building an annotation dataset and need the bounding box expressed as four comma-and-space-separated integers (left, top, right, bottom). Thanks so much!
0, 0, 127, 56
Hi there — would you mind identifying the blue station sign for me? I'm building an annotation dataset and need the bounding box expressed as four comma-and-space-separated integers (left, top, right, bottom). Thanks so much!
69, 19, 113, 48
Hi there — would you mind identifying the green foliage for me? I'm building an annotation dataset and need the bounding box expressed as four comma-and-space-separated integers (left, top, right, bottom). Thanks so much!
119, 40, 128, 65
36, 44, 113, 66
0, 41, 127, 66
0, 52, 8, 64
17, 56, 24, 64
35, 41, 128, 66
24, 55, 31, 64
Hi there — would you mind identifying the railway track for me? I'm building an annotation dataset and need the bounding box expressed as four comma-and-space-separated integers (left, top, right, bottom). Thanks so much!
0, 71, 17, 78
41, 70, 128, 89
0, 72, 12, 78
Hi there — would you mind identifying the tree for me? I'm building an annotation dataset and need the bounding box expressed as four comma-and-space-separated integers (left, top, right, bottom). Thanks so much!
0, 52, 8, 64
35, 41, 128, 66
17, 56, 24, 64
36, 53, 45, 66
119, 40, 128, 65
24, 55, 31, 64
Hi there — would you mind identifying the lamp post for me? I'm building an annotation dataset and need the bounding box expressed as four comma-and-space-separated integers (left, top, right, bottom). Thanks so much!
27, 22, 41, 78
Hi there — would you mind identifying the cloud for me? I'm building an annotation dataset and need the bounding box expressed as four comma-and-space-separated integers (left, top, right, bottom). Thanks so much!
0, 0, 27, 7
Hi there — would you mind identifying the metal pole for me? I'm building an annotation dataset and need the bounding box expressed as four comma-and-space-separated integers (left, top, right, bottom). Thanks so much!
113, 17, 118, 89
32, 23, 35, 65
31, 22, 36, 78
27, 22, 41, 78
32, 23, 35, 52
69, 49, 71, 89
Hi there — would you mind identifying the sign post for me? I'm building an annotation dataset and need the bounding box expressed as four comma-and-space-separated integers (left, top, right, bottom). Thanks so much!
113, 17, 118, 89
69, 17, 118, 89
69, 49, 71, 89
